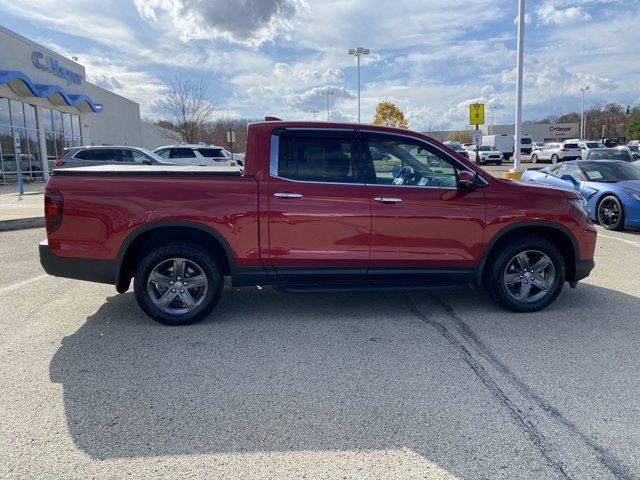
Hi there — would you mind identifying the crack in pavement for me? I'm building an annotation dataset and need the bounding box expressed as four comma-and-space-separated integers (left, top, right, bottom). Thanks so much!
403, 293, 635, 480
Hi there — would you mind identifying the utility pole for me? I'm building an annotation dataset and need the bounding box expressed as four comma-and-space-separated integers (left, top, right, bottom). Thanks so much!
312, 109, 319, 121
348, 47, 370, 123
489, 104, 496, 135
322, 89, 334, 121
512, 0, 525, 174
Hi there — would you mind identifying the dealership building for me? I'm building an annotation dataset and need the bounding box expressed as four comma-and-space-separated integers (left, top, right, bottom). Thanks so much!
0, 25, 174, 183
480, 123, 580, 142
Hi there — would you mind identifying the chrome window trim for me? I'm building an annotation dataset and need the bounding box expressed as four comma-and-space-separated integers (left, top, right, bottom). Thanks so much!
268, 130, 483, 190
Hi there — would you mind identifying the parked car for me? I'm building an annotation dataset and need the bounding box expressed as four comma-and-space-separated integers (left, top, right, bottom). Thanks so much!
585, 148, 634, 162
443, 141, 469, 159
153, 144, 236, 167
465, 145, 503, 164
530, 142, 582, 164
520, 160, 640, 231
40, 120, 596, 325
578, 140, 606, 159
622, 144, 640, 160
602, 137, 626, 148
55, 146, 170, 168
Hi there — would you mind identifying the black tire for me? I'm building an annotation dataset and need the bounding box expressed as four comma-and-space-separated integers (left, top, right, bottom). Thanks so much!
487, 235, 565, 313
134, 242, 223, 325
497, 161, 503, 166
531, 154, 538, 163
597, 195, 625, 231
551, 154, 559, 164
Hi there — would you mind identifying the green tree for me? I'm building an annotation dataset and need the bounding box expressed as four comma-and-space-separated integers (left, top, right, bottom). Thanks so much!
373, 101, 408, 129
627, 112, 640, 140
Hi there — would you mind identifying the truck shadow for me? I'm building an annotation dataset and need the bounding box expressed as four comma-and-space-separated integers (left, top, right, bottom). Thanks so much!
49, 284, 640, 477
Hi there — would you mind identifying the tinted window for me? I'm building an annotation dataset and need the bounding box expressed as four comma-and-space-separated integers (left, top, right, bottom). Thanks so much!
362, 135, 458, 188
564, 143, 579, 149
521, 138, 532, 144
75, 149, 119, 161
587, 149, 632, 161
278, 136, 354, 183
197, 148, 226, 157
578, 161, 640, 181
169, 148, 196, 158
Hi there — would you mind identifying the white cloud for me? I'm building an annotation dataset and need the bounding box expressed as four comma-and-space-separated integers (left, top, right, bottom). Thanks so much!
537, 4, 591, 25
283, 86, 355, 113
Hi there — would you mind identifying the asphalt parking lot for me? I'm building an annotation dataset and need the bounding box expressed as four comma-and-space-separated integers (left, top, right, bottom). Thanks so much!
1, 225, 640, 479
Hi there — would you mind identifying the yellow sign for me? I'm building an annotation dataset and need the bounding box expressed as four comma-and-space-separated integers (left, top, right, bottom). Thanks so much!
470, 103, 485, 125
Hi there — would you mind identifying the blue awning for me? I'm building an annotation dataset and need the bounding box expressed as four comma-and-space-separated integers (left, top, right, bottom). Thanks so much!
0, 70, 103, 113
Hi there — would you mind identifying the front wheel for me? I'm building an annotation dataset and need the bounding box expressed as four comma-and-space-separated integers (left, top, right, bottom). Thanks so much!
487, 236, 565, 312
134, 242, 223, 325
551, 154, 559, 164
597, 195, 625, 230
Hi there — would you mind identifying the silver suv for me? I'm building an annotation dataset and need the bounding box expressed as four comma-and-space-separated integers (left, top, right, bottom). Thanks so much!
153, 144, 236, 167
56, 146, 169, 168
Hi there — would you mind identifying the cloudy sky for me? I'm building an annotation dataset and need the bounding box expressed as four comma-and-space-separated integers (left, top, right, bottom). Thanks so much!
2, 0, 638, 129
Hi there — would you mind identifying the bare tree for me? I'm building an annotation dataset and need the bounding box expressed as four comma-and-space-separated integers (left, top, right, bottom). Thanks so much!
162, 77, 215, 144
419, 121, 447, 141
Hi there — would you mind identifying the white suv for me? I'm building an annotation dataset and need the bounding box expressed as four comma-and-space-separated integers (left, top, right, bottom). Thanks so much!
530, 141, 582, 164
578, 140, 606, 159
153, 144, 236, 167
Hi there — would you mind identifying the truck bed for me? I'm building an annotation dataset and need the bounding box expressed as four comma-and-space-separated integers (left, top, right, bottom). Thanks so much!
53, 165, 244, 176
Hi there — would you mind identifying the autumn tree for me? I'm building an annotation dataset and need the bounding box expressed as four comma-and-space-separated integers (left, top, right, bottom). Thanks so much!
162, 77, 215, 143
448, 130, 472, 143
627, 111, 640, 140
373, 101, 408, 129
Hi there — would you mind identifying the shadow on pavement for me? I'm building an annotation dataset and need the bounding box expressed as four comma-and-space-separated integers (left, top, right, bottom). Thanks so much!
49, 283, 640, 477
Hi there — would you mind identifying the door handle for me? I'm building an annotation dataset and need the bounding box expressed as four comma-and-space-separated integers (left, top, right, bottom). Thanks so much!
273, 192, 303, 198
374, 196, 402, 204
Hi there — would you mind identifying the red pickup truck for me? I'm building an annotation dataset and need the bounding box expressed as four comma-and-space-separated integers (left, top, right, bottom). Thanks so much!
40, 121, 597, 325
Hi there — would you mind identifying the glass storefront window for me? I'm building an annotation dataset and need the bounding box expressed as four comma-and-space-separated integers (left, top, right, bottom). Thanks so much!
52, 110, 63, 133
62, 113, 72, 135
0, 125, 16, 179
71, 115, 81, 138
9, 100, 25, 128
42, 108, 54, 132
0, 98, 10, 126
25, 104, 38, 130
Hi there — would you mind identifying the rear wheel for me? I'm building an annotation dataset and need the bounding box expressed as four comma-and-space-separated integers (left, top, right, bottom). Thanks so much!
487, 236, 565, 312
551, 154, 559, 164
597, 195, 625, 230
134, 242, 223, 325
531, 154, 538, 163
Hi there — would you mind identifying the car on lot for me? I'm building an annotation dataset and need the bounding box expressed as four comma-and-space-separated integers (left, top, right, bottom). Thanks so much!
520, 160, 640, 231
40, 120, 596, 325
585, 148, 635, 162
531, 142, 582, 164
626, 142, 640, 160
465, 145, 503, 164
443, 141, 469, 159
578, 140, 606, 159
153, 144, 236, 167
55, 146, 170, 168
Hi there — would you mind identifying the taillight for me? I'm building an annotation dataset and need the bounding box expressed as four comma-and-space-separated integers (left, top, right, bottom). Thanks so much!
213, 157, 225, 162
55, 155, 64, 167
560, 146, 568, 151
44, 190, 64, 234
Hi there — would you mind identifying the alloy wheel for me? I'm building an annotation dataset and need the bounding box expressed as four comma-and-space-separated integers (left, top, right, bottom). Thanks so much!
146, 258, 209, 315
503, 250, 556, 303
598, 198, 621, 228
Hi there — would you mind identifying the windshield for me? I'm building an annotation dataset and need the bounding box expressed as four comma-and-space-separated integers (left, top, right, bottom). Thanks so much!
585, 142, 605, 148
588, 149, 632, 161
578, 161, 640, 182
477, 146, 494, 151
521, 138, 531, 144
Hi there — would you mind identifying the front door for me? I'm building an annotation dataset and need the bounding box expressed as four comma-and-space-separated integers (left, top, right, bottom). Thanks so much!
268, 129, 370, 282
359, 132, 486, 282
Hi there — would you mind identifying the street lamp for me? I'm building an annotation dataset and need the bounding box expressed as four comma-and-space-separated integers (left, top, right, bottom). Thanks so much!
348, 47, 370, 123
512, 0, 525, 174
579, 86, 590, 139
311, 108, 319, 120
322, 89, 334, 121
489, 104, 497, 135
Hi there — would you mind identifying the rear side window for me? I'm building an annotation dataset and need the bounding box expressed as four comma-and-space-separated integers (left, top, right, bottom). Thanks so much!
278, 136, 354, 183
169, 148, 196, 158
75, 149, 120, 161
197, 148, 226, 157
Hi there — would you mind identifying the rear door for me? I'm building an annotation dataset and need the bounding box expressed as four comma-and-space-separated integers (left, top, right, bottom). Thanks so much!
267, 129, 370, 282
359, 132, 486, 281
72, 148, 121, 166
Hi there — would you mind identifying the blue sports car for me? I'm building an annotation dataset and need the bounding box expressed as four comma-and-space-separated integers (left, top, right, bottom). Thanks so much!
520, 160, 640, 231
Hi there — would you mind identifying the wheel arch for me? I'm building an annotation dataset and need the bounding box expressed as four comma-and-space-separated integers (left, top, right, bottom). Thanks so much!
477, 221, 579, 285
115, 221, 235, 293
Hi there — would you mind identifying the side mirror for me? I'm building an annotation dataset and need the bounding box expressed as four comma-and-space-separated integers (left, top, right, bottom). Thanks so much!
560, 174, 579, 187
458, 170, 479, 189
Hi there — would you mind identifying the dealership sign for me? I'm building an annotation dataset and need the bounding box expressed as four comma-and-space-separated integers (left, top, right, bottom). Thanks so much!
548, 125, 575, 137
32, 51, 83, 85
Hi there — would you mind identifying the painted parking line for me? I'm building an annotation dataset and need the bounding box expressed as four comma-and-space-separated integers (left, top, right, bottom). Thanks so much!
0, 274, 48, 296
597, 233, 640, 248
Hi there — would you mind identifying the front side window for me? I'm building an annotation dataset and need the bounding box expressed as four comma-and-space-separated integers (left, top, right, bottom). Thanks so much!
362, 135, 458, 188
278, 135, 354, 183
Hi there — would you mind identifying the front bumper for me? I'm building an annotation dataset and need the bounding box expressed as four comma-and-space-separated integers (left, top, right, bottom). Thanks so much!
39, 240, 116, 285
571, 258, 595, 286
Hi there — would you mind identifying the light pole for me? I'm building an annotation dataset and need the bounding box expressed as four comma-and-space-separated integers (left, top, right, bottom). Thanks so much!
579, 86, 589, 139
312, 109, 319, 120
348, 47, 370, 123
512, 0, 525, 174
489, 104, 496, 135
322, 89, 334, 121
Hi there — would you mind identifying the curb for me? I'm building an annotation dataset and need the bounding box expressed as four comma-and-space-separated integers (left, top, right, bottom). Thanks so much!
503, 171, 523, 180
0, 217, 45, 232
